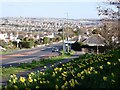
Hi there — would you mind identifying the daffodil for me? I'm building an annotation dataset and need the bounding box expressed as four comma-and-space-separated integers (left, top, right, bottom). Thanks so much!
8, 79, 11, 83
81, 76, 84, 80
13, 85, 18, 90
103, 76, 107, 81
13, 74, 16, 77
40, 81, 42, 84
40, 72, 43, 74
55, 85, 59, 89
52, 64, 54, 67
81, 71, 84, 74
64, 81, 68, 86
44, 66, 47, 68
75, 79, 79, 85
43, 81, 46, 84
69, 79, 75, 87
61, 73, 66, 77
90, 67, 93, 71
94, 71, 98, 74
47, 80, 50, 84
78, 65, 81, 68
31, 72, 34, 75
42, 78, 45, 80
63, 77, 66, 80
28, 77, 33, 83
52, 72, 55, 77
59, 76, 62, 78
54, 67, 58, 71
19, 76, 25, 83
55, 71, 58, 74
111, 79, 115, 83
77, 73, 81, 77
36, 86, 39, 89
56, 78, 59, 81
87, 71, 91, 74
59, 68, 62, 72
111, 73, 114, 77
34, 79, 37, 82
118, 59, 120, 62
107, 62, 111, 65
10, 75, 13, 78
13, 79, 16, 84
61, 85, 65, 89
42, 72, 45, 75
99, 65, 103, 69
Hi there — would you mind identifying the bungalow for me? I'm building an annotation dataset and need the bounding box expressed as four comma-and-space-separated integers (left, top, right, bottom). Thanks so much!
82, 34, 107, 54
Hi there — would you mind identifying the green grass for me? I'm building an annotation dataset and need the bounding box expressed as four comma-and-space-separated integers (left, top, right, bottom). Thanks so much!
0, 48, 20, 55
0, 67, 27, 78
1, 54, 71, 79
18, 54, 70, 69
0, 51, 9, 55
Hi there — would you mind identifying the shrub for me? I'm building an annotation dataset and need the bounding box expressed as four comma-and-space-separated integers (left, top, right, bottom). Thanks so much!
71, 42, 82, 51
43, 37, 50, 44
19, 41, 34, 48
12, 41, 17, 47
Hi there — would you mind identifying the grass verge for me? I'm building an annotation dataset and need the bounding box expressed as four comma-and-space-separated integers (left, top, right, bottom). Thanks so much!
1, 54, 71, 78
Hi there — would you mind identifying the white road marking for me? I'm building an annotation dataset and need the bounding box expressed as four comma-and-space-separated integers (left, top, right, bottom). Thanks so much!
40, 49, 45, 50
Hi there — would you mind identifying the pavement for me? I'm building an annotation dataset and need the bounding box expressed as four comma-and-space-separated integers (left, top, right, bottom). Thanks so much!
1, 51, 85, 86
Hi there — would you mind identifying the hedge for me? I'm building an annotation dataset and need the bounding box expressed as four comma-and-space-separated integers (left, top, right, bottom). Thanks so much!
19, 41, 34, 48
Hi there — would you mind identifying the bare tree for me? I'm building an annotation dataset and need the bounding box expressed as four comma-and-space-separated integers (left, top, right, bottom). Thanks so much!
97, 0, 120, 48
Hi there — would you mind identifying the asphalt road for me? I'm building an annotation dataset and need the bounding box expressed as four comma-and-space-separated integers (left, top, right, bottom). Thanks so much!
1, 42, 63, 67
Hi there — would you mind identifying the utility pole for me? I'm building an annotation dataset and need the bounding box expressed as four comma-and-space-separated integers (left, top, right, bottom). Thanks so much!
62, 26, 65, 53
66, 12, 69, 53
66, 12, 68, 41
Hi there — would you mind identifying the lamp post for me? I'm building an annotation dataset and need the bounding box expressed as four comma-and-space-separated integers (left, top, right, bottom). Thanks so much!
117, 5, 120, 45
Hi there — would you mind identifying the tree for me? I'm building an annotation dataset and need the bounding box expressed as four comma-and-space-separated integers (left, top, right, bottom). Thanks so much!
43, 37, 50, 44
97, 0, 120, 48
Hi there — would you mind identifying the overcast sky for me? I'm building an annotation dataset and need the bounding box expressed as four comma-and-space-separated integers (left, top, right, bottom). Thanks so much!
0, 0, 109, 19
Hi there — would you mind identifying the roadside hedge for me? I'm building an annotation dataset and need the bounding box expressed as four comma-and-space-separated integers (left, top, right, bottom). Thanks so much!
71, 42, 82, 51
19, 41, 34, 48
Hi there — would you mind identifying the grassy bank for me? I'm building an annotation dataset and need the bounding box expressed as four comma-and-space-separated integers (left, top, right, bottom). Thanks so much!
2, 48, 120, 89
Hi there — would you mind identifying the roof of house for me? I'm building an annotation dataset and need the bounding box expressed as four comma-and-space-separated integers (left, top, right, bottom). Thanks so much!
83, 34, 106, 46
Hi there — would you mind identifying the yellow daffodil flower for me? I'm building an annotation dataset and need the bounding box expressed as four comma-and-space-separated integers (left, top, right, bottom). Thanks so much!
103, 76, 107, 81
107, 62, 111, 65
19, 77, 25, 83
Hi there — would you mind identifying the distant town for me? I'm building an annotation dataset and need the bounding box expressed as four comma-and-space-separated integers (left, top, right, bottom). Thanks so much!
0, 17, 101, 43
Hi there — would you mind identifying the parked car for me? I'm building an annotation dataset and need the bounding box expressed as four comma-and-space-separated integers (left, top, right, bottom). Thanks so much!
0, 46, 6, 51
52, 47, 59, 52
